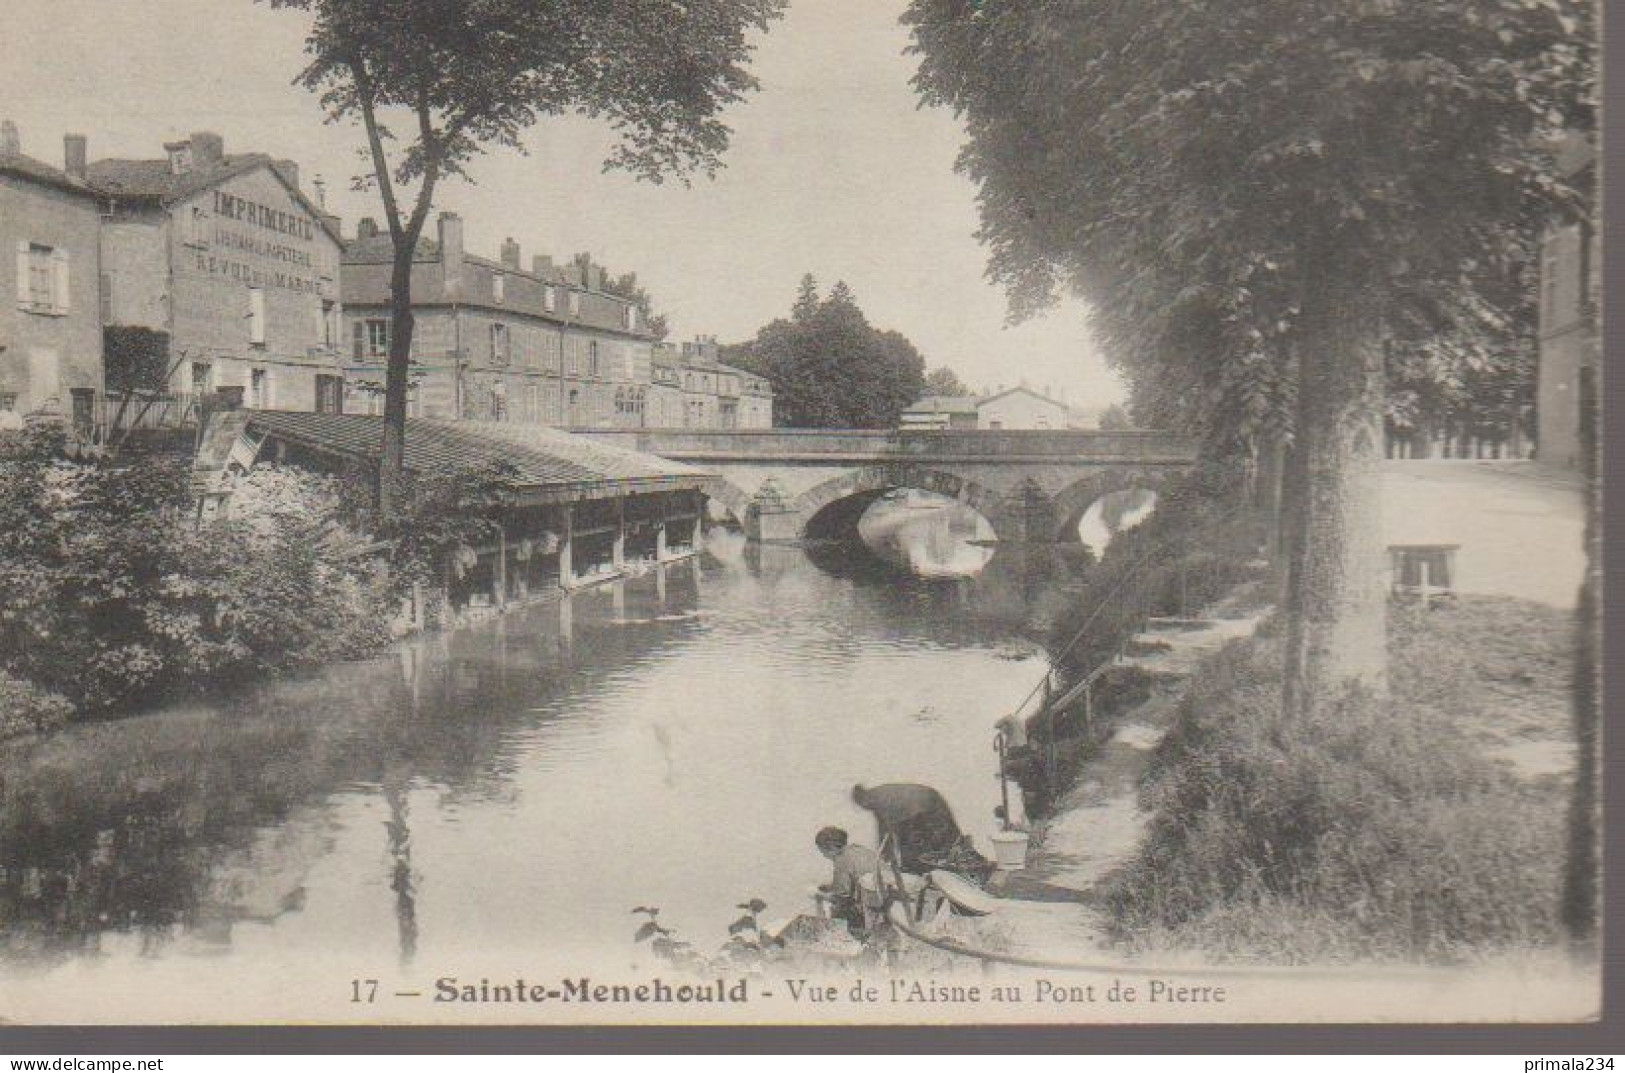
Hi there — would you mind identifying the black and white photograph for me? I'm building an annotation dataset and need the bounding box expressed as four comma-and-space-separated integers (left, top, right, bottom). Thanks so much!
0, 0, 1604, 1031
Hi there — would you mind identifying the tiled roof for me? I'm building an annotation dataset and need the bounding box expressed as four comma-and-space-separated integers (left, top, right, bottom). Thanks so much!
87, 153, 267, 203
241, 411, 711, 497
86, 154, 342, 242
0, 151, 99, 199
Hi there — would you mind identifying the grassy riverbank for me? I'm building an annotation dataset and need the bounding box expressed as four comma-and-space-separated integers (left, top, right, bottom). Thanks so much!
1102, 594, 1576, 963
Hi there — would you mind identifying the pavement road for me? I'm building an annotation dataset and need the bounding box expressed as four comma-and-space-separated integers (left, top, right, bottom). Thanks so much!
1381, 460, 1586, 609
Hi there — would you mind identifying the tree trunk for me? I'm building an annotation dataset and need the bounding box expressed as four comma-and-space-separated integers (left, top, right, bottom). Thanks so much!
1279, 314, 1389, 720
378, 248, 417, 518
1560, 351, 1600, 949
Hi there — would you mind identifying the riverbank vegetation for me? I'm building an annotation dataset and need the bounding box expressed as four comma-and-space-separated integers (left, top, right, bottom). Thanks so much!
1103, 594, 1573, 963
0, 430, 511, 739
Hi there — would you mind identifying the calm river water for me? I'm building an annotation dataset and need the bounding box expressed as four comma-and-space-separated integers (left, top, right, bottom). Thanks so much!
0, 514, 1066, 1018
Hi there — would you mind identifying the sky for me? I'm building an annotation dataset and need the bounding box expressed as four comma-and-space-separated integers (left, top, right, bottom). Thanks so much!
0, 0, 1124, 411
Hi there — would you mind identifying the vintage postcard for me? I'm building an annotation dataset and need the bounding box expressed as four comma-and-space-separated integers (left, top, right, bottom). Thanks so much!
0, 0, 1602, 1031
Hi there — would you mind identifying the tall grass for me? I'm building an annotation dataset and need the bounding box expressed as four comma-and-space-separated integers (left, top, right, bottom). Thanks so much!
1104, 599, 1570, 963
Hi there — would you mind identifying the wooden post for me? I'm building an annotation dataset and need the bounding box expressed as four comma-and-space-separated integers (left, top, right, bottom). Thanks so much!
495, 524, 508, 608
558, 503, 574, 589
612, 497, 626, 570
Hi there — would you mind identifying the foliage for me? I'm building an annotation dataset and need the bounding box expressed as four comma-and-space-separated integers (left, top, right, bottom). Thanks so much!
924, 366, 970, 397
1097, 404, 1133, 432
1047, 462, 1265, 681
631, 900, 774, 973
102, 327, 173, 396
342, 459, 519, 592
267, 0, 785, 509
906, 0, 1592, 453
1104, 597, 1573, 962
0, 669, 74, 738
724, 278, 929, 428
0, 440, 391, 720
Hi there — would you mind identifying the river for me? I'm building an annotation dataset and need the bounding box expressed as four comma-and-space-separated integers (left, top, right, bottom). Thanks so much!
0, 512, 1068, 1020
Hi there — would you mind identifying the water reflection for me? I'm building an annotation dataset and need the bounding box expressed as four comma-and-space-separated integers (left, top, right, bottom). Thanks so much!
857, 489, 997, 578
1077, 487, 1159, 556
0, 534, 1062, 1004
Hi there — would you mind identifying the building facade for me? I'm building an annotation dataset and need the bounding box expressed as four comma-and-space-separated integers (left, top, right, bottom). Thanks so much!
87, 131, 346, 415
0, 122, 104, 432
654, 336, 773, 429
900, 395, 979, 430
1536, 135, 1599, 471
342, 217, 657, 426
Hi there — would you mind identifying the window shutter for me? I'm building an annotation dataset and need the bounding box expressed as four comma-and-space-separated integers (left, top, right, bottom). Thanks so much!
248, 288, 265, 344
51, 249, 69, 314
353, 319, 365, 360
15, 242, 28, 308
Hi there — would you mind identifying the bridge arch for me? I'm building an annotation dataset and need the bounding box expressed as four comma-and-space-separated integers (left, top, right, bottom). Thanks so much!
702, 476, 755, 527
1048, 467, 1178, 544
793, 464, 1010, 542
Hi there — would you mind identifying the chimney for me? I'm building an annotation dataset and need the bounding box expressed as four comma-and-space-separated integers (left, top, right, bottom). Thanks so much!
191, 131, 224, 166
531, 254, 554, 276
1, 120, 19, 155
356, 217, 379, 240
271, 158, 300, 193
63, 134, 87, 179
587, 264, 604, 292
312, 175, 327, 208
438, 212, 464, 295
500, 237, 521, 270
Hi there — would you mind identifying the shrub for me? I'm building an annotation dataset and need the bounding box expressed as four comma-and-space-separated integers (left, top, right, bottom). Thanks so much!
0, 670, 74, 738
0, 443, 394, 716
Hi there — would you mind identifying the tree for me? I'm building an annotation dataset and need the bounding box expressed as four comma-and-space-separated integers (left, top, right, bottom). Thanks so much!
924, 366, 970, 397
907, 0, 1592, 719
725, 279, 929, 428
270, 0, 785, 515
791, 273, 820, 323
1097, 403, 1133, 432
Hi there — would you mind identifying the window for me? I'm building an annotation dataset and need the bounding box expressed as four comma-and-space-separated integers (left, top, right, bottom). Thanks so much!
315, 374, 344, 414
356, 318, 390, 359
249, 368, 268, 409
322, 300, 337, 347
491, 380, 507, 421
543, 285, 556, 314
248, 287, 265, 346
190, 361, 214, 396
568, 289, 580, 316
588, 340, 600, 378
492, 273, 506, 304
490, 322, 511, 366
623, 303, 635, 331
0, 393, 16, 413
186, 206, 208, 248
16, 242, 67, 314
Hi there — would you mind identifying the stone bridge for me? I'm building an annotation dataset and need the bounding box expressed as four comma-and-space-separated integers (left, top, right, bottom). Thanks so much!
578, 428, 1197, 544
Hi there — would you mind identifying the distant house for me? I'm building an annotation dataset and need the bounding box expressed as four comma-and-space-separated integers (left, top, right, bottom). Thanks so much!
900, 395, 980, 430
975, 385, 1071, 430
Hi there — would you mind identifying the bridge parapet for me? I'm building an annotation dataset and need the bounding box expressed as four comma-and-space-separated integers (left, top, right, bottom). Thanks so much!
575, 426, 1199, 544
577, 427, 1197, 464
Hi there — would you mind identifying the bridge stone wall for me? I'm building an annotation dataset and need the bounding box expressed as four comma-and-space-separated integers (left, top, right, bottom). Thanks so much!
577, 427, 1196, 543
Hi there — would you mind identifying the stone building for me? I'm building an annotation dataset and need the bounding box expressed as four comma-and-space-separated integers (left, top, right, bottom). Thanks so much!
0, 122, 104, 433
1536, 134, 1599, 470
86, 132, 346, 414
654, 335, 773, 429
900, 395, 979, 430
976, 385, 1072, 430
341, 216, 655, 426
